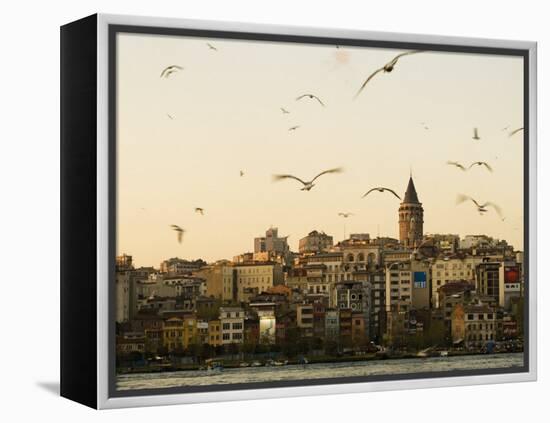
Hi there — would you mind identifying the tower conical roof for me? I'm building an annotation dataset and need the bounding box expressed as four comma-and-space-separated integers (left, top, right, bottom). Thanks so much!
403, 176, 420, 203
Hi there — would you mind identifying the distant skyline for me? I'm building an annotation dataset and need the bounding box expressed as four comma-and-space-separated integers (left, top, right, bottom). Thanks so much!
116, 32, 524, 268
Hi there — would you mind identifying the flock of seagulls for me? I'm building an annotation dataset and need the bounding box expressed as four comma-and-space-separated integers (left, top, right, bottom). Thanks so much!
447, 161, 493, 172
158, 42, 522, 245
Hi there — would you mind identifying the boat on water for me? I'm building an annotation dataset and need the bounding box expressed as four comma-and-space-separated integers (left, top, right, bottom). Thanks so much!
251, 361, 263, 367
440, 350, 449, 357
239, 362, 251, 367
204, 359, 224, 373
266, 359, 288, 367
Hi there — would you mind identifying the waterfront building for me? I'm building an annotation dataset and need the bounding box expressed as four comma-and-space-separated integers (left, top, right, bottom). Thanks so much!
305, 252, 344, 299
159, 257, 206, 275
162, 317, 185, 351
339, 237, 382, 272
451, 303, 498, 348
431, 256, 482, 307
249, 301, 277, 344
285, 267, 308, 293
196, 320, 209, 345
116, 254, 134, 271
219, 307, 245, 345
296, 303, 314, 337
325, 309, 340, 340
115, 270, 131, 323
299, 230, 334, 254
351, 312, 367, 346
196, 261, 235, 302
338, 309, 353, 347
254, 227, 289, 254
460, 235, 498, 250
234, 262, 283, 302
116, 333, 145, 355
208, 319, 222, 347
384, 260, 430, 313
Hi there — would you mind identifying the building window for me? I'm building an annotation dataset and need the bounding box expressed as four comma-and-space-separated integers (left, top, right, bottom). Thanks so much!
222, 323, 230, 330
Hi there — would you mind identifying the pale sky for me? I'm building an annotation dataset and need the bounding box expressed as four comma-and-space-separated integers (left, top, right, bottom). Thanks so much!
116, 32, 524, 268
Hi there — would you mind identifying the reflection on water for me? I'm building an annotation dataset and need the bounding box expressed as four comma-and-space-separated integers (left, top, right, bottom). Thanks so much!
117, 353, 524, 391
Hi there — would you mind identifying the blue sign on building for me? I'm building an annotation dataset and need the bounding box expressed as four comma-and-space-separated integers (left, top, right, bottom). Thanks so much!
413, 271, 427, 289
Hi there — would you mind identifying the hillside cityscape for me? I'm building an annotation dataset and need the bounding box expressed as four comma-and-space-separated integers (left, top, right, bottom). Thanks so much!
115, 175, 524, 379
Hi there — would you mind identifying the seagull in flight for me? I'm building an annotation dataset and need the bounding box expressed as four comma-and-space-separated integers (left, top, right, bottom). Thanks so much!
207, 43, 218, 51
468, 161, 493, 172
456, 194, 502, 217
170, 225, 185, 243
160, 65, 183, 78
447, 161, 466, 171
273, 167, 343, 191
472, 128, 481, 140
166, 113, 174, 120
194, 207, 205, 215
296, 93, 325, 107
509, 127, 524, 137
354, 50, 424, 99
288, 125, 300, 131
338, 212, 354, 218
362, 187, 401, 200
280, 107, 290, 114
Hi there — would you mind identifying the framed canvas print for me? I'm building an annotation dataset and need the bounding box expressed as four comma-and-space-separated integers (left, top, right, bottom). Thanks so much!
60, 14, 537, 409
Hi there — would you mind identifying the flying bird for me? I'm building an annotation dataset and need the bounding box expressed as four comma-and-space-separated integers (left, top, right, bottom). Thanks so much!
509, 127, 524, 137
468, 161, 493, 172
354, 50, 424, 98
166, 113, 174, 120
160, 65, 183, 78
240, 170, 245, 177
170, 225, 185, 243
420, 122, 429, 130
296, 93, 325, 107
280, 107, 290, 114
207, 43, 218, 51
338, 212, 354, 218
362, 187, 401, 200
446, 161, 466, 171
472, 128, 481, 140
456, 194, 502, 217
194, 207, 205, 215
288, 125, 300, 131
272, 167, 343, 191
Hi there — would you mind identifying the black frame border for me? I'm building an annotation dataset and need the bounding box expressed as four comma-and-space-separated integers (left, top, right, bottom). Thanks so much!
107, 23, 530, 399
